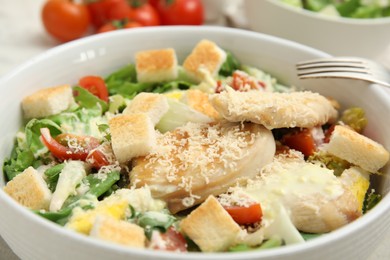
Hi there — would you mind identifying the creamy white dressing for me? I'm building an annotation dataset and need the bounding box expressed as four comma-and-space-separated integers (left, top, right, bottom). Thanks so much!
244, 163, 344, 207
239, 162, 345, 240
110, 187, 166, 213
49, 161, 87, 212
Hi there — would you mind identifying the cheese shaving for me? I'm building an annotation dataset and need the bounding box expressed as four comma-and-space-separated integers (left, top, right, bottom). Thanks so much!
133, 121, 261, 207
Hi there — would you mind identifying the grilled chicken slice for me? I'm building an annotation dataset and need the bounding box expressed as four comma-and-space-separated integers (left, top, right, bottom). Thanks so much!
242, 151, 361, 233
130, 122, 275, 213
209, 87, 338, 130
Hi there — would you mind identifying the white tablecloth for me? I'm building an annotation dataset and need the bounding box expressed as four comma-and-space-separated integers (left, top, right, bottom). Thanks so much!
1, 0, 389, 259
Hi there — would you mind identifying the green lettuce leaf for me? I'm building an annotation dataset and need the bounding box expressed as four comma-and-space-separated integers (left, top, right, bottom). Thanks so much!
219, 51, 241, 77
44, 163, 65, 192
335, 0, 361, 17
303, 0, 330, 12
84, 170, 121, 198
105, 64, 193, 98
48, 106, 106, 138
73, 86, 108, 113
156, 98, 212, 133
3, 146, 35, 181
25, 118, 62, 155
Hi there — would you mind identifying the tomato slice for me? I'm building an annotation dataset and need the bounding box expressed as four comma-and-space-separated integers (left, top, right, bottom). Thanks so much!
78, 76, 109, 102
323, 124, 336, 143
40, 128, 91, 161
281, 128, 316, 157
224, 203, 263, 225
40, 128, 109, 168
86, 149, 110, 169
150, 227, 187, 252
55, 133, 101, 150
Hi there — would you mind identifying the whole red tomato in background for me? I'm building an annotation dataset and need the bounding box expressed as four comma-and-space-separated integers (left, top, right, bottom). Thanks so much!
41, 0, 204, 42
97, 22, 118, 33
88, 0, 160, 28
156, 0, 204, 25
97, 19, 142, 33
128, 1, 161, 26
42, 0, 91, 42
87, 0, 130, 28
147, 0, 160, 8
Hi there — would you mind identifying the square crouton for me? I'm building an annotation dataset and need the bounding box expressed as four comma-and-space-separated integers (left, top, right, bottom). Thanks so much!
3, 167, 52, 210
109, 114, 156, 163
123, 93, 169, 125
325, 125, 389, 172
22, 84, 74, 119
182, 40, 227, 83
90, 215, 146, 248
182, 89, 220, 120
180, 195, 241, 252
136, 48, 178, 83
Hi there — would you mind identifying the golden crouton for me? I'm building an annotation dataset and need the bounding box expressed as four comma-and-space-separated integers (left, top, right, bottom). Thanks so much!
136, 48, 178, 83
180, 196, 241, 252
182, 40, 226, 83
326, 125, 389, 172
3, 167, 52, 210
90, 215, 146, 248
109, 114, 156, 163
182, 89, 220, 119
123, 93, 169, 125
22, 85, 74, 119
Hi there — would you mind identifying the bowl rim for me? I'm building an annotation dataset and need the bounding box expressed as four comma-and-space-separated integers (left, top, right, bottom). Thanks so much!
1, 26, 390, 259
1, 187, 390, 259
265, 0, 390, 24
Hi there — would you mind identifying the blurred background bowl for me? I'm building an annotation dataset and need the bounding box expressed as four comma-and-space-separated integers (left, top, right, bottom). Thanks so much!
0, 26, 390, 260
244, 0, 390, 60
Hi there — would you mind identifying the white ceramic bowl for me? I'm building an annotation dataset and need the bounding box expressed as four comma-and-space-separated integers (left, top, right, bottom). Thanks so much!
0, 26, 390, 260
244, 0, 390, 60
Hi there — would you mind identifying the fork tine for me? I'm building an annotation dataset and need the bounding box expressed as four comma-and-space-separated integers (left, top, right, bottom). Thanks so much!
297, 67, 371, 77
298, 72, 390, 88
296, 57, 366, 67
296, 61, 367, 70
298, 71, 370, 79
296, 57, 390, 89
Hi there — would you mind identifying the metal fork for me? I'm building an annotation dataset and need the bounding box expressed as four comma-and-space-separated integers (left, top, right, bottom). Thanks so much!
296, 57, 390, 88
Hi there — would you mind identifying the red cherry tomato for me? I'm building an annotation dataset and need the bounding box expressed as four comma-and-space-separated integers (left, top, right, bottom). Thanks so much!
40, 128, 99, 161
224, 203, 263, 225
42, 0, 91, 42
148, 0, 159, 8
41, 129, 109, 169
282, 128, 316, 157
324, 124, 336, 143
97, 20, 143, 33
87, 0, 130, 28
124, 21, 143, 28
128, 2, 161, 26
106, 0, 130, 20
156, 0, 204, 25
78, 76, 109, 102
55, 133, 101, 149
97, 22, 118, 33
150, 227, 187, 252
86, 149, 110, 169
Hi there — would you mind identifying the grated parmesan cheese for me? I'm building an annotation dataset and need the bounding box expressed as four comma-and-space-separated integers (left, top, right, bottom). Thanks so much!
130, 121, 275, 212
